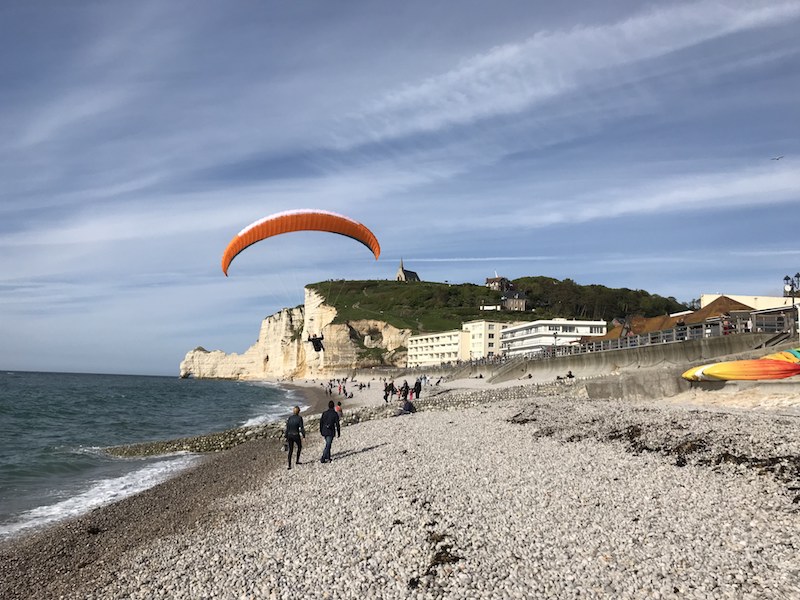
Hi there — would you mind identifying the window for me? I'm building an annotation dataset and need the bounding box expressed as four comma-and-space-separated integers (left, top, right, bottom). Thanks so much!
590, 326, 604, 334
488, 343, 494, 348
488, 324, 495, 330
488, 333, 494, 339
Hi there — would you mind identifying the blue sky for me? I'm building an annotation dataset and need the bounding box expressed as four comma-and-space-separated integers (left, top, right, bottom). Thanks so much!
1, 1, 798, 375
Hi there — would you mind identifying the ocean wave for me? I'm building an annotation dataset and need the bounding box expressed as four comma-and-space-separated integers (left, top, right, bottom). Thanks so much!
237, 381, 311, 427
240, 402, 310, 428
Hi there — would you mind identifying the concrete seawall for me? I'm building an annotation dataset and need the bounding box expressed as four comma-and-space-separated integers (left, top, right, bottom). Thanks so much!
360, 333, 799, 402
481, 333, 797, 400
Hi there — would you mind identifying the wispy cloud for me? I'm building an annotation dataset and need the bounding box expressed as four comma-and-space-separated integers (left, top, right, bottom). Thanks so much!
337, 1, 800, 145
422, 163, 800, 232
410, 256, 558, 263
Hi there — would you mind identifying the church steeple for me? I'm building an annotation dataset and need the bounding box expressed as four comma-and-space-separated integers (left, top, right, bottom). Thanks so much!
396, 257, 420, 282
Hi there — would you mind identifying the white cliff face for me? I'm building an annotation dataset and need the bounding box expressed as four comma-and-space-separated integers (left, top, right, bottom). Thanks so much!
179, 288, 410, 380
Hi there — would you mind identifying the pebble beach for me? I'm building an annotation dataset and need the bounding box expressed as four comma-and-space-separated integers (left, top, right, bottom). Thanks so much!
2, 380, 799, 599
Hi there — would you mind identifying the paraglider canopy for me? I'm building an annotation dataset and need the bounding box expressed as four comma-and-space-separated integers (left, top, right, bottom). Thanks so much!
221, 209, 381, 276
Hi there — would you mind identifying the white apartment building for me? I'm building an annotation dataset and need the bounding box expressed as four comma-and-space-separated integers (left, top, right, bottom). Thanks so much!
406, 329, 469, 368
500, 318, 607, 358
461, 320, 522, 360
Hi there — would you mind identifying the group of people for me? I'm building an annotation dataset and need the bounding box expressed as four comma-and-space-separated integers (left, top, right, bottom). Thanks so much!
321, 378, 359, 399
286, 373, 429, 467
283, 400, 342, 469
382, 378, 423, 403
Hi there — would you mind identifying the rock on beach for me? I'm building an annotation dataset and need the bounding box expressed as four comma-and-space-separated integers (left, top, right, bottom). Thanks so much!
3, 383, 800, 599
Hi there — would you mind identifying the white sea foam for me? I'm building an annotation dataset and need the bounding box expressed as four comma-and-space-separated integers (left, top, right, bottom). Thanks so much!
240, 381, 310, 427
240, 402, 310, 428
0, 454, 199, 539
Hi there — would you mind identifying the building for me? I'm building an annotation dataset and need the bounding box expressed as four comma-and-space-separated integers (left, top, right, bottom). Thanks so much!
500, 318, 607, 358
396, 259, 420, 282
461, 320, 522, 360
406, 329, 469, 368
700, 294, 796, 311
594, 296, 754, 341
485, 276, 514, 292
502, 290, 528, 311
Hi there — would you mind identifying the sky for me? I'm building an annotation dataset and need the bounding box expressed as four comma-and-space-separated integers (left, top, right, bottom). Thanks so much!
1, 1, 798, 375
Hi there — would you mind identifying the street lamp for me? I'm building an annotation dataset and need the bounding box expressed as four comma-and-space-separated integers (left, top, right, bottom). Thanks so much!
783, 273, 800, 298
784, 273, 800, 338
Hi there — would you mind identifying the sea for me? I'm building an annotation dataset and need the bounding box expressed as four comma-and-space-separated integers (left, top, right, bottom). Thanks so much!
0, 371, 303, 541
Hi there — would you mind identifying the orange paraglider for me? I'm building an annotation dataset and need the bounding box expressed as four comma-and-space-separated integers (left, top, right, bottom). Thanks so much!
221, 209, 381, 276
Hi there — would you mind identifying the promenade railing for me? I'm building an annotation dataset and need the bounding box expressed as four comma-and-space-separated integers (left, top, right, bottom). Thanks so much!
506, 313, 794, 363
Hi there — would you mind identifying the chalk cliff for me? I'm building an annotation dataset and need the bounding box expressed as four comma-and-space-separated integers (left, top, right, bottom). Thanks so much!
179, 287, 410, 379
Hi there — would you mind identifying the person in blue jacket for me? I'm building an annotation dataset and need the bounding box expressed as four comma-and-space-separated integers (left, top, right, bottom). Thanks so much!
319, 400, 340, 463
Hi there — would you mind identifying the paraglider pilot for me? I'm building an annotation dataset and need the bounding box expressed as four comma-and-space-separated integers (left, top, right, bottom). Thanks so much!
308, 333, 325, 352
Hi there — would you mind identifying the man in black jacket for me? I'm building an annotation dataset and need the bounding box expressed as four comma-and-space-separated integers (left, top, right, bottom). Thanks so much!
319, 400, 340, 463
308, 333, 325, 352
285, 406, 305, 470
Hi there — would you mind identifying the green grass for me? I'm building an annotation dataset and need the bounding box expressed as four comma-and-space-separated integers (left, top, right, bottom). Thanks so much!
307, 280, 539, 334
305, 277, 688, 336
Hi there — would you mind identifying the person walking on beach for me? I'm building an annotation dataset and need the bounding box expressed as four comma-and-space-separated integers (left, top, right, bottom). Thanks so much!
336, 401, 343, 417
383, 381, 396, 403
413, 378, 422, 401
285, 406, 306, 470
320, 400, 340, 463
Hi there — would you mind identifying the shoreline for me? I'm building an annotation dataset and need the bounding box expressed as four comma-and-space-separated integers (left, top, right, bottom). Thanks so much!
0, 377, 393, 599
3, 378, 800, 598
0, 435, 290, 598
0, 377, 380, 574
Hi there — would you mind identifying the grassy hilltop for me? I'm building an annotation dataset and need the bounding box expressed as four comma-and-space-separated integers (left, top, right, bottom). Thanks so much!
306, 278, 687, 335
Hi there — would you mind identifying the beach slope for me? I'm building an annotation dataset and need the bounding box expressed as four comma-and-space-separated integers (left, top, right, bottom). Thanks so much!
2, 382, 800, 599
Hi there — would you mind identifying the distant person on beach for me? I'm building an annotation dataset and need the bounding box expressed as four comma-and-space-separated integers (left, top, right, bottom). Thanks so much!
285, 406, 306, 470
319, 400, 341, 463
413, 378, 422, 400
400, 380, 410, 400
336, 401, 343, 416
398, 398, 416, 415
383, 381, 396, 403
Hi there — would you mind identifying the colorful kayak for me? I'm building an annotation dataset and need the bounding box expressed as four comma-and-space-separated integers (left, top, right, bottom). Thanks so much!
682, 348, 800, 381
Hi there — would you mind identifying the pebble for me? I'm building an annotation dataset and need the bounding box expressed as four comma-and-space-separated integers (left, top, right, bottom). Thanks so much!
68, 385, 800, 598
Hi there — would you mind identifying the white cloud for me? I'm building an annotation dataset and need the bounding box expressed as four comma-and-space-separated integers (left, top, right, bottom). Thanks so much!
338, 1, 800, 145
431, 163, 800, 231
19, 88, 131, 148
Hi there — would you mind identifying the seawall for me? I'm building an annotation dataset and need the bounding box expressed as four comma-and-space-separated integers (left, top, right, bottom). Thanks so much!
471, 333, 797, 400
